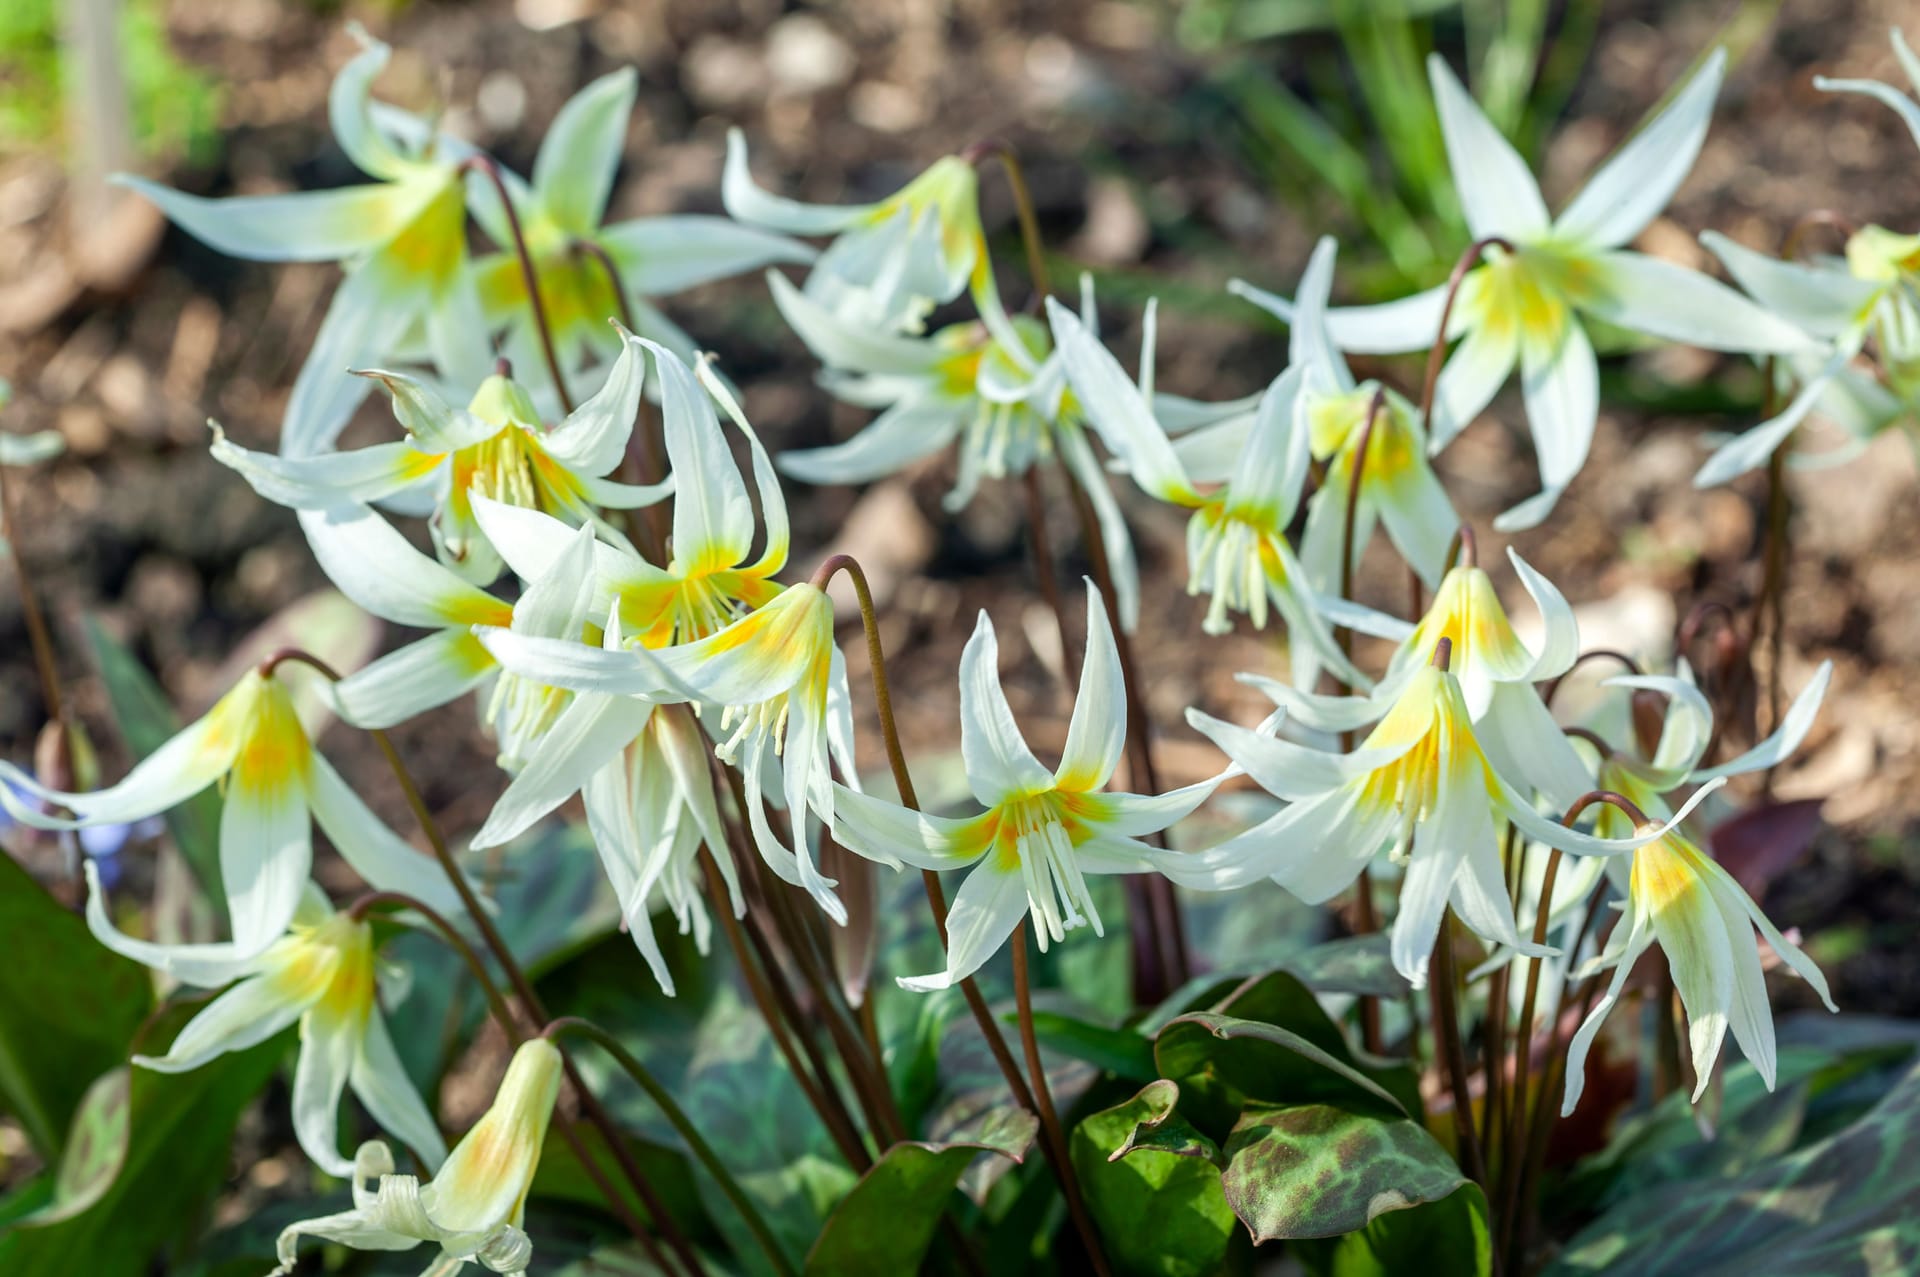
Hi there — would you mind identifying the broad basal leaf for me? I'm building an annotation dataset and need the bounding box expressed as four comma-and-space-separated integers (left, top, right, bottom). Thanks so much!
1072, 1079, 1237, 1277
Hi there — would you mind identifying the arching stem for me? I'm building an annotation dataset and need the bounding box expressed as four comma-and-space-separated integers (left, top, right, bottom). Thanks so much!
463, 154, 573, 414
1419, 237, 1515, 435
572, 239, 670, 562
964, 139, 1050, 306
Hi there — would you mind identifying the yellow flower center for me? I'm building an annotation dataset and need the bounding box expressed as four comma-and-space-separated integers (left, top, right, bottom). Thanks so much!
263, 911, 376, 1025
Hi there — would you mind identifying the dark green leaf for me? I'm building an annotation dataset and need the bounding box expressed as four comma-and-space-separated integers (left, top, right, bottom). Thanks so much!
1220, 1104, 1468, 1244
1108, 1078, 1222, 1166
1028, 1010, 1158, 1082
802, 1109, 1035, 1277
1547, 1057, 1920, 1274
1155, 1013, 1405, 1139
0, 1006, 287, 1276
0, 851, 151, 1155
1294, 1180, 1491, 1277
84, 618, 225, 913
1285, 935, 1409, 999
1072, 1079, 1237, 1277
532, 1119, 716, 1245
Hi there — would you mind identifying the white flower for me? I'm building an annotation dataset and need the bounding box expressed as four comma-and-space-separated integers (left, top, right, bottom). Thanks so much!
0, 669, 463, 955
274, 1037, 564, 1276
211, 330, 669, 585
85, 867, 445, 1178
1237, 51, 1814, 531
1050, 296, 1362, 683
831, 582, 1221, 990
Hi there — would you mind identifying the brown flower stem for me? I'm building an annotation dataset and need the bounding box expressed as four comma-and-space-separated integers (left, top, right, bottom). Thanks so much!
1013, 922, 1111, 1277
546, 1017, 796, 1277
256, 649, 701, 1276
572, 238, 670, 562
1419, 237, 1514, 436
1429, 917, 1485, 1188
1020, 467, 1081, 685
964, 139, 1050, 305
1758, 443, 1790, 797
1538, 649, 1643, 710
462, 154, 573, 414
0, 460, 66, 730
1337, 388, 1390, 1054
344, 888, 684, 1274
1060, 460, 1191, 995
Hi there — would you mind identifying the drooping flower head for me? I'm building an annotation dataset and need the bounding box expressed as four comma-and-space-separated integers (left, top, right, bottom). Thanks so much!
119, 27, 483, 456
832, 581, 1221, 990
213, 329, 669, 584
0, 668, 464, 955
86, 868, 446, 1178
1239, 51, 1813, 530
274, 1036, 564, 1275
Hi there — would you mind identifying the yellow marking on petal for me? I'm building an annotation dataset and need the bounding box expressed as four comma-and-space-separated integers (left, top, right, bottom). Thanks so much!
379, 177, 467, 285
1631, 833, 1711, 916
232, 677, 313, 797
263, 911, 376, 1023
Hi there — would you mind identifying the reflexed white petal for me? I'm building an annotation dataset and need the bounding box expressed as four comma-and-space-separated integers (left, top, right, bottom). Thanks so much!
1691, 358, 1839, 487
1047, 297, 1200, 505
778, 395, 965, 486
534, 68, 636, 234
1646, 859, 1735, 1102
1478, 682, 1592, 810
351, 1010, 449, 1171
305, 754, 466, 918
477, 628, 677, 698
1701, 871, 1778, 1092
541, 330, 646, 476
211, 429, 438, 511
468, 493, 660, 612
282, 267, 418, 457
1056, 425, 1142, 634
600, 215, 815, 296
1056, 580, 1127, 791
471, 693, 653, 850
899, 862, 1029, 992
580, 761, 679, 994
831, 784, 979, 871
579, 472, 675, 510
1561, 916, 1651, 1115
1230, 279, 1453, 356
1738, 876, 1837, 1012
1374, 445, 1457, 587
697, 357, 791, 578
957, 611, 1054, 804
292, 1010, 362, 1177
298, 505, 507, 630
721, 128, 871, 234
1185, 707, 1396, 800
332, 631, 497, 730
328, 28, 408, 180
1816, 69, 1920, 151
7, 708, 235, 829
133, 974, 306, 1073
1222, 367, 1310, 528
1507, 548, 1581, 682
221, 770, 314, 956
645, 340, 755, 575
777, 680, 846, 924
1428, 54, 1550, 240
1496, 319, 1597, 532
1583, 251, 1817, 354
1501, 775, 1728, 858
1701, 231, 1881, 337
82, 861, 260, 986
1553, 50, 1726, 249
1693, 660, 1832, 781
356, 368, 497, 454
510, 522, 598, 641
1236, 671, 1395, 735
1393, 822, 1471, 990
1427, 319, 1519, 453
112, 176, 402, 262
1288, 237, 1356, 397
1604, 671, 1714, 784
1096, 774, 1227, 838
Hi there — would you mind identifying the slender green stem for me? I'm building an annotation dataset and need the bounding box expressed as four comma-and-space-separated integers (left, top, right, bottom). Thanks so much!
546, 1017, 796, 1277
1419, 238, 1515, 435
1012, 923, 1111, 1277
463, 154, 573, 414
964, 139, 1050, 305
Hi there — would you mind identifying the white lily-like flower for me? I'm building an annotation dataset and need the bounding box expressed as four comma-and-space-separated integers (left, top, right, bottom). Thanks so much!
1163, 642, 1718, 987
1236, 50, 1813, 531
469, 70, 812, 374
84, 865, 445, 1177
1049, 296, 1362, 683
212, 329, 669, 585
723, 131, 1023, 353
1240, 544, 1590, 809
1560, 819, 1835, 1116
1255, 237, 1456, 589
117, 28, 484, 457
298, 501, 604, 772
771, 271, 1143, 630
273, 1036, 563, 1276
1696, 222, 1919, 484
0, 668, 464, 955
832, 582, 1221, 991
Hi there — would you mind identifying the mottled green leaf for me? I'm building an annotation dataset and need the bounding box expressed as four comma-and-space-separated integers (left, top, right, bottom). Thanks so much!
1285, 935, 1409, 999
1109, 1079, 1222, 1166
802, 1109, 1035, 1277
1547, 1057, 1920, 1275
1072, 1079, 1238, 1277
1294, 1179, 1491, 1277
0, 851, 151, 1155
9, 1067, 131, 1226
1155, 1012, 1405, 1140
0, 1006, 286, 1276
1220, 1104, 1468, 1244
84, 618, 224, 913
